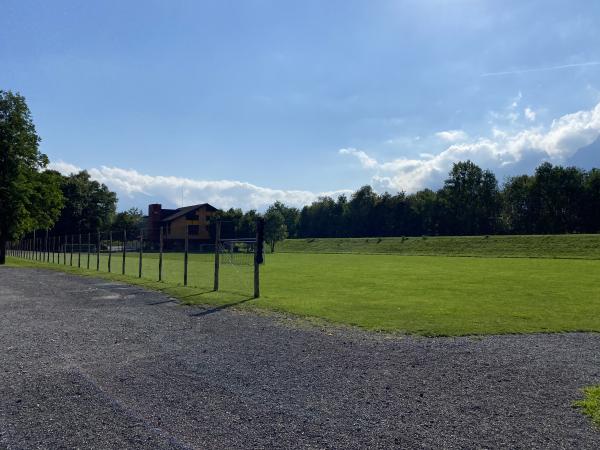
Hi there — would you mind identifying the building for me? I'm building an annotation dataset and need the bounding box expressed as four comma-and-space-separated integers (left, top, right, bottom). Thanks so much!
145, 203, 218, 248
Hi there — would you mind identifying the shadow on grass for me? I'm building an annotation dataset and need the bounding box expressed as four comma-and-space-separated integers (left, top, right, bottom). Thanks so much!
176, 290, 217, 299
190, 296, 256, 317
146, 299, 178, 305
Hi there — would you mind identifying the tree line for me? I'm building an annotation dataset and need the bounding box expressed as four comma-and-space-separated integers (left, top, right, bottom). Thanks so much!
218, 160, 600, 248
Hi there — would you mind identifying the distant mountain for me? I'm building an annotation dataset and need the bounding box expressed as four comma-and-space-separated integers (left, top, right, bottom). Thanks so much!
567, 136, 600, 169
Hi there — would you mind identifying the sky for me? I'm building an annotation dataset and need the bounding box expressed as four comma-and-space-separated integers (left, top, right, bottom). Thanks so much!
2, 0, 600, 211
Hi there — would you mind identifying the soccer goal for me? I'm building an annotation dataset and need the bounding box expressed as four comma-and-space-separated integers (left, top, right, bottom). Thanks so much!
213, 219, 265, 298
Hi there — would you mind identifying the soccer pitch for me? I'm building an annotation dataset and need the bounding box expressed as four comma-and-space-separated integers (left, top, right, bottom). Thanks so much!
9, 245, 600, 336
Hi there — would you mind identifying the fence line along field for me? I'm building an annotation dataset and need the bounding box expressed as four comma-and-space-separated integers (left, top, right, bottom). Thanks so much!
7, 234, 600, 336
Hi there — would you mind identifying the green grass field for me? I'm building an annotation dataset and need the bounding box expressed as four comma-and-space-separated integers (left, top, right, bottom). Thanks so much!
7, 233, 600, 336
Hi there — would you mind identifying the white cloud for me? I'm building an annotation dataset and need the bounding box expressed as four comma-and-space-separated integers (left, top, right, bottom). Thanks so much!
482, 61, 600, 77
524, 107, 536, 121
435, 130, 468, 142
338, 148, 378, 168
340, 101, 600, 193
47, 162, 350, 210
47, 161, 81, 175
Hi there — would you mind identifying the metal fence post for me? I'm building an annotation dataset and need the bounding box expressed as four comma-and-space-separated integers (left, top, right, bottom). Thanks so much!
158, 226, 163, 282
96, 231, 100, 271
78, 233, 81, 268
184, 225, 188, 286
70, 235, 74, 266
254, 218, 264, 299
63, 235, 67, 265
122, 229, 127, 275
138, 230, 143, 278
108, 231, 112, 273
213, 221, 221, 291
87, 232, 91, 269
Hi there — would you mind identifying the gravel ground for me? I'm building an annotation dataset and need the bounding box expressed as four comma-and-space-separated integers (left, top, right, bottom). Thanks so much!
0, 267, 599, 449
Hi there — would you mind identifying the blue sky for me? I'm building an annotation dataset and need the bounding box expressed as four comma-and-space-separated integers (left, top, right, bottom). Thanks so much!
2, 0, 600, 210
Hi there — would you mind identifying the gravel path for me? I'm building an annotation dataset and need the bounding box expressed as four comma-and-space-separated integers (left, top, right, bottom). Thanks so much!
0, 267, 599, 449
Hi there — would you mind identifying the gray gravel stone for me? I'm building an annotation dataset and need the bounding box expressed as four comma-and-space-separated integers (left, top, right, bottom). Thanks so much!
0, 267, 599, 449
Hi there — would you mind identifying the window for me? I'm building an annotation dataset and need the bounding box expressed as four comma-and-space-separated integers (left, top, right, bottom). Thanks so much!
188, 225, 200, 235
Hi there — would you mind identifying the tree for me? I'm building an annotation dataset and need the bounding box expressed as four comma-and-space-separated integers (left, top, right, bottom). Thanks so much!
439, 161, 500, 235
583, 169, 600, 233
238, 209, 259, 237
112, 207, 144, 236
528, 163, 585, 233
264, 208, 287, 252
501, 175, 534, 234
0, 91, 63, 264
52, 170, 117, 234
267, 201, 300, 238
406, 189, 440, 235
348, 185, 378, 236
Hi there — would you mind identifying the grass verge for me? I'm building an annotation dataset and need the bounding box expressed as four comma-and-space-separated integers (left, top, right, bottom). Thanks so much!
6, 256, 255, 307
574, 386, 600, 427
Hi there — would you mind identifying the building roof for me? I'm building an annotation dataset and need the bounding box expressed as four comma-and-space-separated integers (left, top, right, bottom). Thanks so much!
161, 203, 218, 223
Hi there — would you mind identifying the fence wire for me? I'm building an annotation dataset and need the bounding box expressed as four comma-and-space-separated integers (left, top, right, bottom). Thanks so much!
7, 226, 264, 298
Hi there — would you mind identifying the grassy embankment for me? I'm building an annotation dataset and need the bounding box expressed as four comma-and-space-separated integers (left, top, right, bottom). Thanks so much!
6, 233, 600, 336
277, 234, 600, 259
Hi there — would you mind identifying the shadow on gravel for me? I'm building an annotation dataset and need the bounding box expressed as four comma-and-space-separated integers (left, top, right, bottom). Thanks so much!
190, 297, 256, 317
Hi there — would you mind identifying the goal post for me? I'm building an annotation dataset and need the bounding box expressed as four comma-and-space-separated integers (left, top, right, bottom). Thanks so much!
213, 218, 265, 298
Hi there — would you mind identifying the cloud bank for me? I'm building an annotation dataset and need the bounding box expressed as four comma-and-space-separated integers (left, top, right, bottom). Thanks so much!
340, 101, 600, 193
49, 101, 600, 209
47, 162, 350, 211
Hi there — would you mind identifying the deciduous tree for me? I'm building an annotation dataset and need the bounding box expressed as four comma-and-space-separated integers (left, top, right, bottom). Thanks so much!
0, 91, 63, 264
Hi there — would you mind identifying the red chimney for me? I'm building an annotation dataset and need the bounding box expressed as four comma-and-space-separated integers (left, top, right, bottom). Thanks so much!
148, 204, 162, 241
